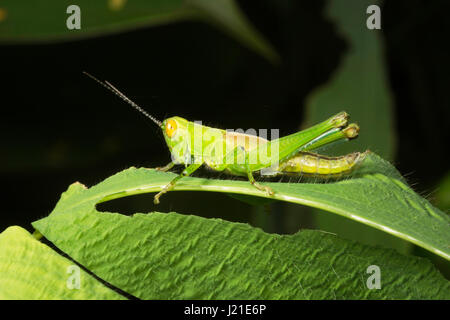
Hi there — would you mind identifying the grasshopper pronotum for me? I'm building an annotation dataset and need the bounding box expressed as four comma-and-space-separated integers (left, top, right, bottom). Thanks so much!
84, 72, 368, 204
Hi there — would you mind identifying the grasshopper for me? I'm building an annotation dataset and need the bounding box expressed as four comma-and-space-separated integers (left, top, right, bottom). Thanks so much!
84, 72, 367, 204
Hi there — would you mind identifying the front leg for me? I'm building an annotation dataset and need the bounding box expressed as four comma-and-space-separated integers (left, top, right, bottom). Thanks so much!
154, 163, 202, 204
247, 170, 274, 196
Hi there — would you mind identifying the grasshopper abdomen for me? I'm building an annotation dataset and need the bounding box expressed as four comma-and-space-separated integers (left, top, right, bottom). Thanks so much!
277, 151, 367, 178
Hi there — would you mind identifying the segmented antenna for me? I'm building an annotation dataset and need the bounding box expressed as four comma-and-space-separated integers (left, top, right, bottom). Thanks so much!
83, 72, 162, 127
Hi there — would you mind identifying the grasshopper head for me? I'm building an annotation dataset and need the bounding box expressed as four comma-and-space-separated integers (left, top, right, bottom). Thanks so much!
162, 116, 191, 164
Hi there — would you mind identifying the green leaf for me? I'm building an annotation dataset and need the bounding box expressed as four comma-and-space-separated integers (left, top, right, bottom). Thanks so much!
0, 0, 278, 62
0, 226, 126, 300
32, 196, 449, 299
32, 152, 450, 262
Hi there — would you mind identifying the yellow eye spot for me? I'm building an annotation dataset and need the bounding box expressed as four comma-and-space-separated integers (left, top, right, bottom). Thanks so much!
165, 119, 177, 138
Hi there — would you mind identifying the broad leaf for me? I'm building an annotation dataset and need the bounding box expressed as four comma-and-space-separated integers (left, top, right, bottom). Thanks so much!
0, 226, 125, 300
32, 190, 449, 299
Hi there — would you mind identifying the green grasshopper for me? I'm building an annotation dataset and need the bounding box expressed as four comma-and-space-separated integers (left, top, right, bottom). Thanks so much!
84, 72, 368, 204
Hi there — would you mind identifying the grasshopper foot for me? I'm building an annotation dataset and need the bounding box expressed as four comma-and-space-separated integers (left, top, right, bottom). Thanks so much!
252, 182, 274, 196
264, 186, 275, 196
154, 189, 167, 204
154, 181, 176, 204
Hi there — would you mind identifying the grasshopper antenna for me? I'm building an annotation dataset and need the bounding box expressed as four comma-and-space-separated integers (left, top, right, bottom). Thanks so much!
83, 71, 162, 127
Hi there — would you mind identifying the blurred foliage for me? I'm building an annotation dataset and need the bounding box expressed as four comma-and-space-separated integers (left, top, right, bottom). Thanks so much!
435, 171, 450, 214
304, 0, 395, 159
0, 0, 278, 62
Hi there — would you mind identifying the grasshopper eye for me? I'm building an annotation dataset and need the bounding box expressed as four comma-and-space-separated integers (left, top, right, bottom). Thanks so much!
165, 119, 177, 138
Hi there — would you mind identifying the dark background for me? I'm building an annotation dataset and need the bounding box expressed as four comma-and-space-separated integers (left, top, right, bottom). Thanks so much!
1, 1, 449, 251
